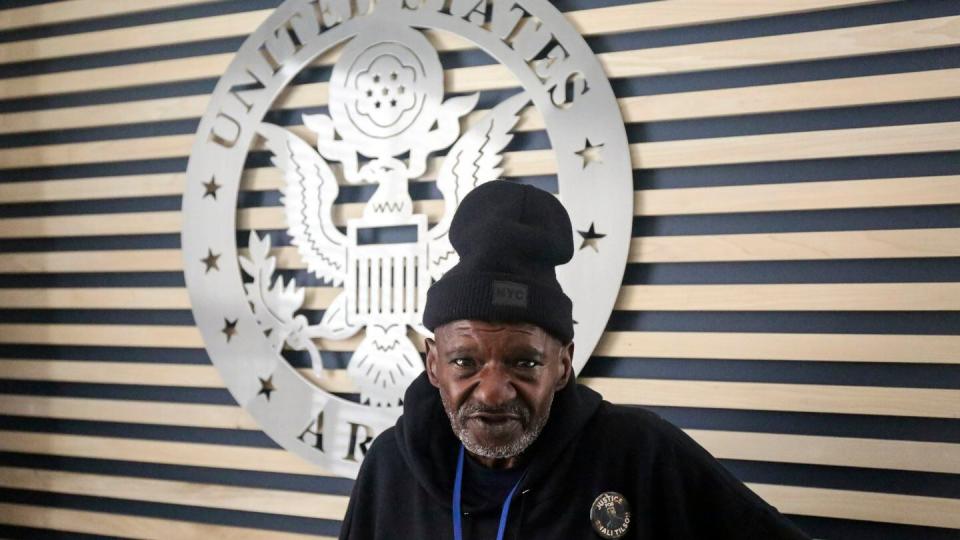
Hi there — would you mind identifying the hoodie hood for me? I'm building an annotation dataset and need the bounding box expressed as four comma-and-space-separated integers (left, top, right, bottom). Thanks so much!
393, 371, 603, 511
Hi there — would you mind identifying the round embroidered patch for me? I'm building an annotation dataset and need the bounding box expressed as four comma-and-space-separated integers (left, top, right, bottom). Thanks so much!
590, 491, 632, 538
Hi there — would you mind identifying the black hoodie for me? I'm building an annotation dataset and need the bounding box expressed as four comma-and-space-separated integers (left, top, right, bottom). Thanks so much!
339, 373, 810, 539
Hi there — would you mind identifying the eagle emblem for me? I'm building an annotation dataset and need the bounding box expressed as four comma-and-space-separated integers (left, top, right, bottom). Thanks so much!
240, 24, 529, 407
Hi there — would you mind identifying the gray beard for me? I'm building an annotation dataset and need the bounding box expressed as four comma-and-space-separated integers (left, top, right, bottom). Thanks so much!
440, 393, 553, 460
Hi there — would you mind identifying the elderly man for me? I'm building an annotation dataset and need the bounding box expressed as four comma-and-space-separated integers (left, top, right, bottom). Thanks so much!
339, 181, 809, 539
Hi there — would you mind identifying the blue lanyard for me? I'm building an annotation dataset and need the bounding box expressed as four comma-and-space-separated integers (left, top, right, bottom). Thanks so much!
452, 444, 524, 540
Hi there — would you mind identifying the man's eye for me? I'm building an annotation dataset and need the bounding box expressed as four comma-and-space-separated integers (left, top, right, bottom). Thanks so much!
515, 359, 540, 369
452, 357, 475, 368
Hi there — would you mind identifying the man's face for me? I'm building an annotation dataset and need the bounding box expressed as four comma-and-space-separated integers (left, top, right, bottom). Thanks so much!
425, 320, 573, 467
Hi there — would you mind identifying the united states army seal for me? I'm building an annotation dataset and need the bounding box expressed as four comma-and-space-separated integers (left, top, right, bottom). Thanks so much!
591, 491, 632, 539
182, 0, 633, 478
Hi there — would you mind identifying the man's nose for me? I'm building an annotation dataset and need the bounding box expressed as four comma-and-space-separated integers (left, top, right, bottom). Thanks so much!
472, 363, 517, 407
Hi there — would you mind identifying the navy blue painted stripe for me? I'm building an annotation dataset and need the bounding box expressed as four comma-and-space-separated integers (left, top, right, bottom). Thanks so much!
0, 380, 234, 405
614, 47, 960, 98
4, 0, 957, 79
0, 234, 181, 252
627, 99, 960, 144
0, 273, 188, 288
632, 205, 960, 236
6, 92, 960, 150
588, 0, 960, 53
0, 35, 247, 79
0, 78, 220, 114
0, 488, 343, 537
0, 157, 190, 182
2, 307, 957, 336
581, 357, 960, 390
0, 424, 958, 501
0, 452, 354, 496
723, 459, 960, 499
644, 406, 960, 444
0, 0, 281, 44
605, 311, 960, 336
5, 198, 960, 244
3, 352, 956, 392
0, 524, 123, 540
635, 151, 960, 190
0, 417, 276, 448
5, 399, 959, 445
791, 514, 960, 540
0, 0, 60, 11
0, 345, 210, 364
2, 151, 956, 199
623, 258, 960, 285
1, 257, 954, 289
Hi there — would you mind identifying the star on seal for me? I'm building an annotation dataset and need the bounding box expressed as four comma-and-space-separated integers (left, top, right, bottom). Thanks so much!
577, 223, 606, 252
258, 375, 276, 401
590, 491, 631, 539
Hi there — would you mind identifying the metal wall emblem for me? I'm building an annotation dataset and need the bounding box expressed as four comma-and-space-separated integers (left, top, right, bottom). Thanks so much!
183, 0, 633, 478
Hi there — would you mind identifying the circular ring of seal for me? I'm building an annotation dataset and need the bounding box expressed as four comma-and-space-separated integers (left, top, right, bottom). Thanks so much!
182, 0, 633, 479
590, 491, 632, 539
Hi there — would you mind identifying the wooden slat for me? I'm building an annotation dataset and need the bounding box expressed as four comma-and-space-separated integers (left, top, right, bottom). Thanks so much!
0, 466, 348, 520
621, 68, 960, 123
0, 9, 273, 64
14, 175, 956, 239
0, 287, 196, 309
0, 322, 361, 351
0, 382, 960, 474
2, 323, 958, 363
3, 173, 959, 223
614, 283, 960, 311
689, 430, 960, 475
0, 172, 186, 203
0, 502, 328, 540
0, 0, 218, 32
594, 331, 960, 363
2, 16, 956, 100
580, 378, 960, 418
11, 464, 960, 530
0, 431, 322, 476
0, 249, 181, 273
7, 64, 956, 136
0, 202, 416, 238
0, 360, 225, 387
4, 174, 960, 240
751, 483, 960, 529
3, 486, 957, 535
0, 133, 195, 170
3, 117, 958, 178
629, 228, 960, 263
0, 323, 204, 349
0, 1, 889, 64
7, 467, 960, 529
3, 282, 958, 311
633, 122, 960, 169
603, 15, 960, 77
3, 424, 959, 481
0, 360, 349, 394
636, 175, 960, 216
0, 228, 955, 277
4, 166, 959, 222
4, 375, 957, 418
0, 394, 259, 430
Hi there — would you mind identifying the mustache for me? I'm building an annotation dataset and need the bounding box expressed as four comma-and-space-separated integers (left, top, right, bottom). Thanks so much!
456, 401, 531, 422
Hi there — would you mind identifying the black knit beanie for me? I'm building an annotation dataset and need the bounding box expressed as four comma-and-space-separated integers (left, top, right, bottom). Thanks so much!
423, 180, 574, 343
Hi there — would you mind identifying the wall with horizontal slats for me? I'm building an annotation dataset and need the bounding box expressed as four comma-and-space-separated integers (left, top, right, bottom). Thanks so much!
0, 0, 958, 538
